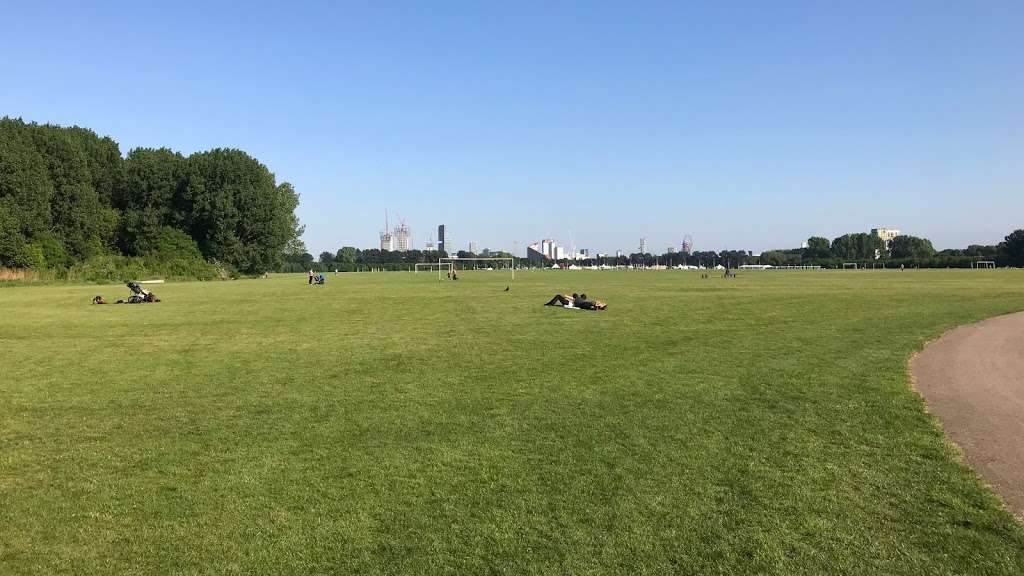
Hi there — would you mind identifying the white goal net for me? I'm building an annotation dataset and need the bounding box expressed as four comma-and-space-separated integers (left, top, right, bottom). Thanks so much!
414, 262, 454, 279
440, 257, 516, 280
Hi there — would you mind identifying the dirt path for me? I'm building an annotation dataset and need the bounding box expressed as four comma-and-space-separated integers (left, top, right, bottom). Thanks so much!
911, 312, 1024, 519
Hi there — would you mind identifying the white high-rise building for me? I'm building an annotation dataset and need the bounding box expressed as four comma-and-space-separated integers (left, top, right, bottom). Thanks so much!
393, 221, 412, 251
380, 210, 394, 250
526, 238, 580, 262
541, 239, 554, 259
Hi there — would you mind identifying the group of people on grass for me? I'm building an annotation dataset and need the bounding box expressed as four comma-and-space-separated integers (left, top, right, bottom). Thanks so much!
544, 292, 607, 310
308, 270, 326, 285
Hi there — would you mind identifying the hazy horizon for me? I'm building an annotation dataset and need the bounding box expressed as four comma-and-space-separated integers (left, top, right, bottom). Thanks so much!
3, 1, 1021, 256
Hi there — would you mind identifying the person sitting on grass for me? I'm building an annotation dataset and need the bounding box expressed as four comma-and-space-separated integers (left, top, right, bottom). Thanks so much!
544, 293, 578, 307
92, 295, 107, 305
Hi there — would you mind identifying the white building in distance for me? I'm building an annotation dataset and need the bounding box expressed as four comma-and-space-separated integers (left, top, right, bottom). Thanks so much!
393, 221, 412, 251
871, 228, 901, 249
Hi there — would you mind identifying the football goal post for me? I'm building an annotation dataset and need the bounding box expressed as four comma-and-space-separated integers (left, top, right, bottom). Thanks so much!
414, 262, 454, 280
842, 262, 858, 269
440, 257, 516, 280
972, 260, 996, 269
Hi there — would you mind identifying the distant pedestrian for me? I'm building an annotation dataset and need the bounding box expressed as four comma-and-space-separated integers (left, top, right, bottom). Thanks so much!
308, 269, 314, 285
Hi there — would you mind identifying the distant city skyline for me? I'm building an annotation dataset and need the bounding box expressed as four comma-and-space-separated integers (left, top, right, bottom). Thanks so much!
3, 2, 1021, 256
350, 212, 983, 258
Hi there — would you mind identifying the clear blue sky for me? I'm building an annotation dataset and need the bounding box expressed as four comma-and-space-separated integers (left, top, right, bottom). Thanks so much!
3, 1, 1022, 255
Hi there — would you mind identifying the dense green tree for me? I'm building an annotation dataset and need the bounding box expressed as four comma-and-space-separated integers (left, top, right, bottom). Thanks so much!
179, 149, 300, 273
964, 244, 999, 258
0, 122, 54, 243
145, 227, 205, 261
400, 250, 415, 263
760, 249, 803, 266
831, 233, 884, 260
1003, 229, 1024, 257
719, 250, 750, 267
358, 249, 382, 263
803, 236, 831, 259
30, 123, 119, 260
118, 148, 187, 255
863, 234, 886, 259
830, 235, 856, 259
689, 251, 718, 267
888, 235, 935, 259
0, 202, 23, 266
73, 128, 123, 206
282, 237, 309, 261
0, 118, 302, 274
336, 246, 358, 263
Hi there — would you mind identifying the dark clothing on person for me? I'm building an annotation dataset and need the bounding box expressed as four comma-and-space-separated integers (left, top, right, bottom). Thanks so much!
545, 294, 573, 306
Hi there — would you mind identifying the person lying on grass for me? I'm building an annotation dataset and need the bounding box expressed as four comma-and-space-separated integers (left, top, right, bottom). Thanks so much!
543, 293, 606, 310
544, 293, 579, 307
574, 293, 607, 310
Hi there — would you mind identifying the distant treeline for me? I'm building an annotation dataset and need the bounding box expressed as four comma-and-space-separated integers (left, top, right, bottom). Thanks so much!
623, 231, 1024, 269
281, 247, 515, 273
754, 231, 1024, 269
297, 231, 1024, 271
0, 118, 301, 280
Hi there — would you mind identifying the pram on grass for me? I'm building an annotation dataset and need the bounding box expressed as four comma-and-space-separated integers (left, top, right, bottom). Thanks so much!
118, 281, 161, 304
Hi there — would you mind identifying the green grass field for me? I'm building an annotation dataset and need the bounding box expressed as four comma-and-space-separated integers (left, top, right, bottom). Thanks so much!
3, 270, 1024, 575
